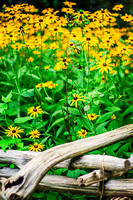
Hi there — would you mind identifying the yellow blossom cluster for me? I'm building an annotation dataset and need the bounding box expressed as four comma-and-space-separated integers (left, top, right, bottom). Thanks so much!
0, 2, 132, 77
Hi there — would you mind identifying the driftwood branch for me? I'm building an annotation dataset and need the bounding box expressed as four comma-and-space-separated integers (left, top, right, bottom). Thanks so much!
0, 124, 133, 200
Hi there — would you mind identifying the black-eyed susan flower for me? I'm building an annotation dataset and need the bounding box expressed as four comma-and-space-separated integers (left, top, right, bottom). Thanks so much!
121, 14, 133, 22
27, 106, 44, 118
28, 142, 45, 152
5, 125, 24, 138
36, 83, 44, 88
71, 93, 85, 107
28, 57, 34, 62
54, 61, 67, 71
111, 114, 116, 120
29, 129, 41, 139
112, 4, 124, 11
63, 1, 76, 8
77, 129, 87, 139
97, 57, 112, 74
86, 113, 99, 121
44, 65, 50, 70
43, 81, 58, 89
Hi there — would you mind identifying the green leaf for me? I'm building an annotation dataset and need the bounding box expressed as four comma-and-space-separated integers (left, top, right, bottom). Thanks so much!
8, 101, 19, 116
50, 118, 64, 128
96, 112, 114, 124
46, 192, 57, 200
55, 125, 64, 138
116, 142, 131, 157
36, 121, 48, 129
107, 121, 120, 131
0, 103, 7, 113
27, 74, 40, 80
56, 80, 64, 92
17, 142, 24, 149
69, 107, 80, 115
18, 66, 27, 79
21, 89, 34, 97
0, 139, 14, 151
2, 91, 12, 103
96, 121, 109, 134
105, 142, 122, 157
41, 136, 50, 143
33, 192, 45, 198
67, 169, 86, 179
105, 107, 121, 112
122, 106, 133, 117
52, 110, 62, 117
0, 81, 14, 86
14, 117, 33, 123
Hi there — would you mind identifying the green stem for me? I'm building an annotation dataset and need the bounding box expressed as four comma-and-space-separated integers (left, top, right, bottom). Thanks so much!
65, 72, 72, 141
15, 137, 19, 149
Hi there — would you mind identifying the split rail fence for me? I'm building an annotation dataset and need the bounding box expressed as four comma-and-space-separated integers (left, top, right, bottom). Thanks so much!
0, 124, 133, 200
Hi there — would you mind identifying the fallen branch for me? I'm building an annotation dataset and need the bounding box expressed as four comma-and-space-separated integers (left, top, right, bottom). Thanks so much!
0, 124, 133, 200
0, 150, 130, 171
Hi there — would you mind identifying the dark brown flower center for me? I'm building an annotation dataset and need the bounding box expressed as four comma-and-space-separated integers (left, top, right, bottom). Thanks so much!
91, 115, 94, 118
63, 58, 66, 62
12, 130, 16, 133
34, 145, 38, 148
39, 19, 43, 22
33, 108, 37, 112
82, 131, 85, 134
103, 63, 107, 66
80, 11, 83, 14
86, 37, 91, 41
54, 28, 57, 31
74, 97, 78, 100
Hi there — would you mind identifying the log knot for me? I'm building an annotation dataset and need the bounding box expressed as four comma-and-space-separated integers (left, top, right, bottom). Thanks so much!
5, 176, 24, 190
10, 193, 21, 200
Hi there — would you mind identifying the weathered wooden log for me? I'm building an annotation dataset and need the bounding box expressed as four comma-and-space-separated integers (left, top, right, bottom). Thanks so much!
77, 169, 108, 186
77, 155, 132, 186
1, 168, 133, 197
0, 150, 131, 171
1, 124, 133, 200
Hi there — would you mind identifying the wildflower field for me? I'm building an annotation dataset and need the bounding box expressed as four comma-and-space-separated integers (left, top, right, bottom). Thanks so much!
0, 1, 133, 199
